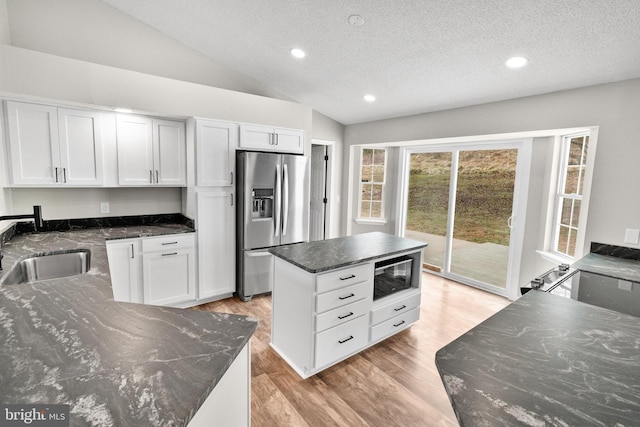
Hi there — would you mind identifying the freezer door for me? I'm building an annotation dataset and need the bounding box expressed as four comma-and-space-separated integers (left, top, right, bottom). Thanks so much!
281, 155, 310, 245
238, 152, 279, 249
238, 249, 273, 301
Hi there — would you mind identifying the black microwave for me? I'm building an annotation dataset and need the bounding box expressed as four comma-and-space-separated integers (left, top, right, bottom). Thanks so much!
374, 256, 413, 300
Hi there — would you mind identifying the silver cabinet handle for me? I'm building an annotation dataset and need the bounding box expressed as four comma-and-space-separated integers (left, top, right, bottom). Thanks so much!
62, 168, 67, 183
149, 170, 153, 183
230, 193, 234, 206
230, 172, 233, 185
155, 170, 159, 183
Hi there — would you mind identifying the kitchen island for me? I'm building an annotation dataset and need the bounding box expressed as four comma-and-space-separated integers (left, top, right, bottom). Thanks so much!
435, 290, 640, 426
0, 223, 257, 426
269, 232, 427, 378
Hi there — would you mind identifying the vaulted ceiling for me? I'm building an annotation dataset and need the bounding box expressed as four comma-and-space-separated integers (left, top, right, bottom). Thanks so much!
101, 0, 640, 125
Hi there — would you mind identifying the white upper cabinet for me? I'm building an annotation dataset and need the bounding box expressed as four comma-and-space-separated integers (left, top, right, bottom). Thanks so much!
196, 120, 237, 187
6, 101, 103, 186
239, 124, 304, 154
117, 115, 186, 186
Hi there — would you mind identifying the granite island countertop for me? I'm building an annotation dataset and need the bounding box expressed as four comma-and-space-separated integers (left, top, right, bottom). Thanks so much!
269, 231, 427, 273
435, 291, 640, 426
0, 225, 257, 426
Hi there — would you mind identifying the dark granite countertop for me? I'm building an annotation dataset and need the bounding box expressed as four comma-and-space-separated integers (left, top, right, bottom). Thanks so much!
572, 253, 640, 283
269, 231, 427, 273
0, 226, 257, 426
435, 291, 640, 426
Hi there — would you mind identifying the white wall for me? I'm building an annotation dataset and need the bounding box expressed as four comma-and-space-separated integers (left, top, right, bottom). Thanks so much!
343, 79, 640, 255
5, 0, 286, 101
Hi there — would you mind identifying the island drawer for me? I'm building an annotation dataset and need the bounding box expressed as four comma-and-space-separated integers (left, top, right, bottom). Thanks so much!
142, 233, 195, 253
371, 291, 421, 325
316, 281, 372, 314
316, 297, 372, 332
370, 307, 420, 343
315, 314, 369, 369
316, 263, 373, 294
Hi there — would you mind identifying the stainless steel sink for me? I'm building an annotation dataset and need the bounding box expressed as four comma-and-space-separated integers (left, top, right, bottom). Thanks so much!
2, 249, 91, 285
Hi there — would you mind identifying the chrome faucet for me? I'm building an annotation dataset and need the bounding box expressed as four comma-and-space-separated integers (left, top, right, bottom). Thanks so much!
0, 206, 44, 271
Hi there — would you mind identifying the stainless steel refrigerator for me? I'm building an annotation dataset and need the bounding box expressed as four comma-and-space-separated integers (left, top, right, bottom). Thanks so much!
236, 151, 309, 300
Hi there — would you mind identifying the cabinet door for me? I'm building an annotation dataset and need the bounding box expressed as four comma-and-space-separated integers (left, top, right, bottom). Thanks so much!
143, 247, 196, 306
196, 120, 237, 186
197, 191, 235, 299
239, 124, 274, 151
275, 128, 304, 154
6, 101, 60, 185
106, 239, 142, 303
116, 115, 154, 185
58, 108, 103, 185
154, 119, 186, 186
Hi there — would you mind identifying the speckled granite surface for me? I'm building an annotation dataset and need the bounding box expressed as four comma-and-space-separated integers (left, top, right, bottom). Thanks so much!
269, 231, 427, 273
0, 225, 257, 426
571, 245, 640, 282
436, 291, 640, 426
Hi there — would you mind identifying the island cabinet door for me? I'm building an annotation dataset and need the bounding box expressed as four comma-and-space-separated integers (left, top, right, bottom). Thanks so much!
314, 314, 369, 369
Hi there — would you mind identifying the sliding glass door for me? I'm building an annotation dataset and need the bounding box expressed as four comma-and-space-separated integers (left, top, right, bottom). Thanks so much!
402, 141, 529, 297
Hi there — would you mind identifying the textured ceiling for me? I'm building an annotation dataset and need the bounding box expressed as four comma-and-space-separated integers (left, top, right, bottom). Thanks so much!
101, 0, 640, 125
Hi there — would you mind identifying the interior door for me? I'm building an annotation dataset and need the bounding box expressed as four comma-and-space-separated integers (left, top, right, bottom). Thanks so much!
309, 145, 328, 241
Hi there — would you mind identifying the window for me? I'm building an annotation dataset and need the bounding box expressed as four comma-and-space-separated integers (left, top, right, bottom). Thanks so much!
358, 148, 387, 220
553, 133, 589, 257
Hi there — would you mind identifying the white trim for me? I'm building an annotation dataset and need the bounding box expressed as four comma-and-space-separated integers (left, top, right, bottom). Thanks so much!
356, 147, 388, 221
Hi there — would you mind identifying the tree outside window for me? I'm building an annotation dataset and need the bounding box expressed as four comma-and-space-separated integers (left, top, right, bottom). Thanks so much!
359, 148, 386, 220
555, 133, 589, 257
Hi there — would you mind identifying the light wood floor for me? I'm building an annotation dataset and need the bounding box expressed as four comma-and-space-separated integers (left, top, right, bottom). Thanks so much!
195, 273, 510, 426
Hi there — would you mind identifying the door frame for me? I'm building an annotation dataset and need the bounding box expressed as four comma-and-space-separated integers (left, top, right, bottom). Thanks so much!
397, 138, 532, 300
310, 139, 335, 239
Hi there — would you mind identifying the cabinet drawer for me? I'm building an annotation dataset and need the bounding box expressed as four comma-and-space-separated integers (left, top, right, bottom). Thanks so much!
316, 297, 372, 332
315, 315, 368, 369
371, 291, 421, 325
142, 233, 195, 252
370, 307, 420, 343
316, 263, 372, 294
316, 281, 372, 314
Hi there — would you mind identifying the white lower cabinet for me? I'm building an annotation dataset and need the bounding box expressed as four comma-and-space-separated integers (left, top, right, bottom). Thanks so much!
187, 343, 251, 427
107, 233, 197, 307
106, 239, 142, 303
196, 191, 235, 301
272, 249, 423, 378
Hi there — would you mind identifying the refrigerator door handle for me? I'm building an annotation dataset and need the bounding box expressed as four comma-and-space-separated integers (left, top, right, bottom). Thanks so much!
275, 163, 281, 237
283, 164, 289, 236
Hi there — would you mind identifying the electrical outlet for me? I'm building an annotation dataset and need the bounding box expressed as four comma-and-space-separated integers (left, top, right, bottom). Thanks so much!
624, 228, 639, 245
100, 202, 110, 214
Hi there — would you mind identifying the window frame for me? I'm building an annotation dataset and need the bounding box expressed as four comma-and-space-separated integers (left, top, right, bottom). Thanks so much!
551, 132, 590, 258
357, 147, 388, 223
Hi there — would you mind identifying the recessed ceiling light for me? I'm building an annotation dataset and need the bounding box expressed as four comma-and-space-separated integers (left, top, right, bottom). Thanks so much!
505, 56, 528, 69
364, 94, 376, 102
290, 48, 306, 59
